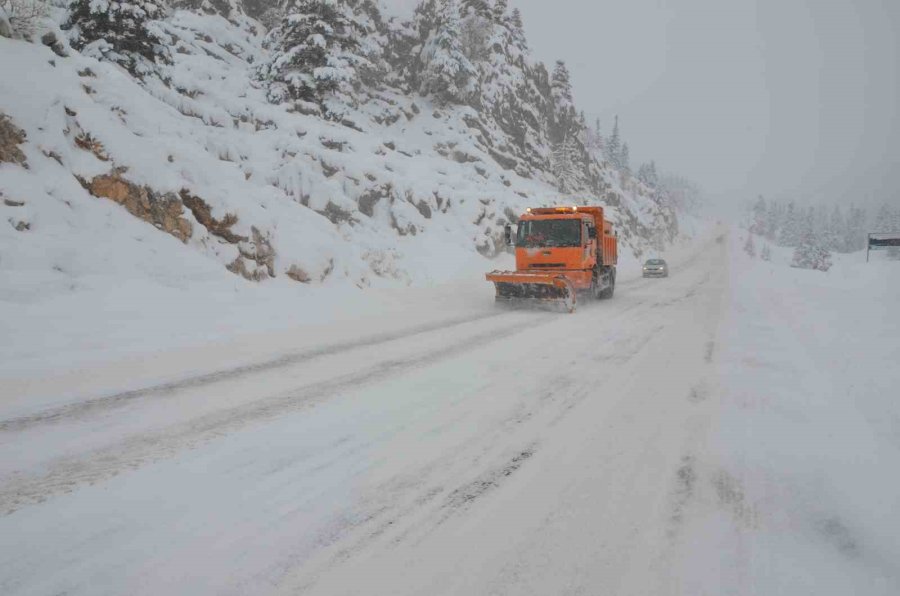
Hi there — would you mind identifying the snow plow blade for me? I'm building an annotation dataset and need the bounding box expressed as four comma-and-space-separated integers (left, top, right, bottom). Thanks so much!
486, 271, 577, 313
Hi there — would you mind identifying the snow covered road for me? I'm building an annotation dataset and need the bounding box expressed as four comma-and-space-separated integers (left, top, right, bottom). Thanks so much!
2, 232, 897, 595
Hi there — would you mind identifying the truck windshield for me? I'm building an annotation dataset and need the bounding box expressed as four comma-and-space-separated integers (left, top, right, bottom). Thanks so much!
517, 219, 581, 248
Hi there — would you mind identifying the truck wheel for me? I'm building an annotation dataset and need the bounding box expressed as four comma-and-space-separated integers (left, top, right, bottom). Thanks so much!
558, 278, 577, 313
599, 269, 616, 299
590, 274, 602, 300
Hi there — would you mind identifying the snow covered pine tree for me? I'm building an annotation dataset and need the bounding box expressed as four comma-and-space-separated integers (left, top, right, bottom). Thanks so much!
620, 142, 630, 175
779, 201, 801, 247
791, 223, 832, 271
171, 0, 243, 19
259, 0, 383, 117
605, 115, 621, 169
637, 161, 658, 187
417, 0, 477, 105
548, 60, 582, 192
744, 232, 756, 257
65, 0, 170, 76
749, 195, 767, 235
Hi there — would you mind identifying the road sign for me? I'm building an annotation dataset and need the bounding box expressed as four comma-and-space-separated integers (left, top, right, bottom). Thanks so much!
867, 233, 900, 262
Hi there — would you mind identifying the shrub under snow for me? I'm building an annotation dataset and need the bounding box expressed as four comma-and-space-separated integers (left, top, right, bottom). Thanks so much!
791, 232, 832, 271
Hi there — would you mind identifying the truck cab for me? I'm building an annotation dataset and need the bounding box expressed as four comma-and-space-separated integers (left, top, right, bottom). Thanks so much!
515, 212, 599, 274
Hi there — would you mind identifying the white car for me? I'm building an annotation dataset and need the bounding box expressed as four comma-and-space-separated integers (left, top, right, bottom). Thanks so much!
643, 259, 669, 278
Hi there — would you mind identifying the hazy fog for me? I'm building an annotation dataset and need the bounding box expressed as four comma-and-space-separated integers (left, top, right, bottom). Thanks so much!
385, 0, 899, 211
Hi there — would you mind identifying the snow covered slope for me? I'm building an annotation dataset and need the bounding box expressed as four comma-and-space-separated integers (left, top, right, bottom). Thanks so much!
0, 9, 675, 293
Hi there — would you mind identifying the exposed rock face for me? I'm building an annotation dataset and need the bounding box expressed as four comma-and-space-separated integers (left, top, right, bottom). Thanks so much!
286, 264, 311, 283
9, 218, 30, 231
81, 173, 284, 281
84, 172, 193, 242
73, 132, 109, 161
229, 226, 275, 281
318, 201, 353, 225
180, 189, 246, 244
415, 200, 432, 220
0, 113, 28, 167
357, 184, 392, 217
41, 32, 68, 57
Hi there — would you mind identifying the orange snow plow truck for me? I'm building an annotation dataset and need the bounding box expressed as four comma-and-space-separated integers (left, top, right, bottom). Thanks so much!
486, 206, 618, 313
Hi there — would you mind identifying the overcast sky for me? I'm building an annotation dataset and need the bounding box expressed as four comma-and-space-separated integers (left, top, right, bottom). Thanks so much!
385, 0, 899, 209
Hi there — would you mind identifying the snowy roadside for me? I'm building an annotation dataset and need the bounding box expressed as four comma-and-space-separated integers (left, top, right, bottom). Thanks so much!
676, 234, 900, 594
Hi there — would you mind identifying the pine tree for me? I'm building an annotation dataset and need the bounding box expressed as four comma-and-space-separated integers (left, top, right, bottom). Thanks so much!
549, 60, 576, 143
792, 220, 832, 271
66, 0, 170, 76
605, 115, 621, 169
550, 133, 580, 193
749, 195, 767, 235
418, 0, 478, 104
492, 0, 507, 21
744, 233, 756, 257
259, 0, 384, 115
172, 0, 244, 18
462, 0, 490, 17
779, 201, 801, 247
620, 142, 630, 175
825, 204, 845, 252
636, 161, 659, 187
764, 200, 781, 241
636, 163, 649, 185
583, 117, 603, 157
383, 2, 423, 89
543, 58, 592, 191
510, 6, 522, 30
459, 3, 491, 63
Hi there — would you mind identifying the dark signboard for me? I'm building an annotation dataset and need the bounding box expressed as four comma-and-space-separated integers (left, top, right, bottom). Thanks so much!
869, 237, 900, 248
867, 233, 900, 261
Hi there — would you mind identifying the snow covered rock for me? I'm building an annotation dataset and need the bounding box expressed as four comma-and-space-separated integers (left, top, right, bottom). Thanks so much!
0, 112, 27, 167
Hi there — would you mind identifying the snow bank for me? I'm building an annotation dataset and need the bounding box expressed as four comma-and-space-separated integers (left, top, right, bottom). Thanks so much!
679, 233, 900, 594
